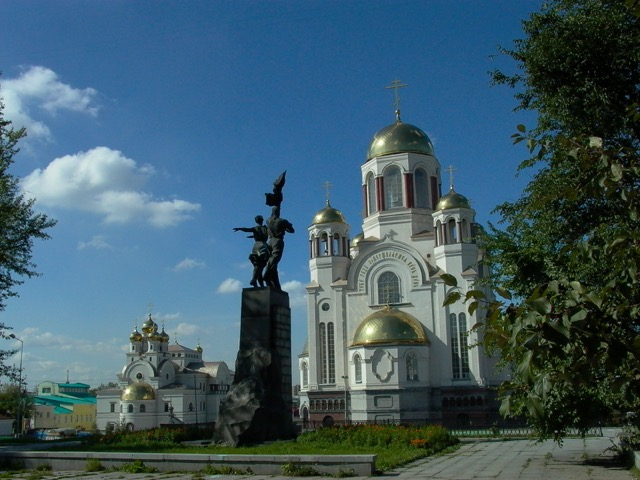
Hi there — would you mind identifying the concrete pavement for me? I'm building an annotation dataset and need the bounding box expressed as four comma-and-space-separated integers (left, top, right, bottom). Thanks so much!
0, 428, 634, 479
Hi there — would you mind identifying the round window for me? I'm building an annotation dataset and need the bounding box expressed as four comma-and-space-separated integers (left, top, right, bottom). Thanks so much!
321, 303, 330, 311
136, 372, 143, 380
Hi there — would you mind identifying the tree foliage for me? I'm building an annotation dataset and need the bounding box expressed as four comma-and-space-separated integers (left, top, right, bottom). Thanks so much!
0, 79, 56, 383
447, 0, 640, 440
0, 96, 57, 313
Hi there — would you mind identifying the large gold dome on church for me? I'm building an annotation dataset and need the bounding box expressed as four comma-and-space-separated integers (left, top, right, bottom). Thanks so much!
366, 120, 435, 161
121, 382, 156, 401
352, 306, 428, 346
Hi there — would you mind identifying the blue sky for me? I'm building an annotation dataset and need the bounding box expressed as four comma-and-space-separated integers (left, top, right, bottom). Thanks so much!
1, 0, 539, 390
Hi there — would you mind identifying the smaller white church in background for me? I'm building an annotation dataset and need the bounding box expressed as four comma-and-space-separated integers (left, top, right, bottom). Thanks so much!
96, 314, 232, 432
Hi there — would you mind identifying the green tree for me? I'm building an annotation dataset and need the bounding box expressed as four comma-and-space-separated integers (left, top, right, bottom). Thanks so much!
448, 0, 640, 440
0, 80, 56, 381
0, 383, 33, 433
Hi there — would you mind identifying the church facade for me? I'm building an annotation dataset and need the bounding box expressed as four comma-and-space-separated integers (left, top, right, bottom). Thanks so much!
96, 315, 232, 432
298, 108, 505, 427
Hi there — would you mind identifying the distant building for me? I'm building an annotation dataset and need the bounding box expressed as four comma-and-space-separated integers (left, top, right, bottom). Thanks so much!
33, 381, 96, 431
298, 106, 507, 427
96, 314, 233, 432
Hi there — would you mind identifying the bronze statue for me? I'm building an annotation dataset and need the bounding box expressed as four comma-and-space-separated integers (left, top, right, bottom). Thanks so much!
233, 215, 270, 287
264, 205, 294, 291
234, 171, 294, 291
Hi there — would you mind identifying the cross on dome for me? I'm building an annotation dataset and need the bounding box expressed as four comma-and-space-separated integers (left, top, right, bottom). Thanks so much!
445, 164, 457, 191
385, 79, 407, 122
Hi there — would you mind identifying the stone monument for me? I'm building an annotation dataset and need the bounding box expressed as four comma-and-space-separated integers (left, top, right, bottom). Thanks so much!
213, 172, 296, 445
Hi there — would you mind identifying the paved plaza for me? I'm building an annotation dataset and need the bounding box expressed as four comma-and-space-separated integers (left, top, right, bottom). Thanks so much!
0, 428, 634, 479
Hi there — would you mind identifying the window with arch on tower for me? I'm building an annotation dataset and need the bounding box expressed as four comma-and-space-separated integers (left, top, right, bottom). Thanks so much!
354, 353, 363, 384
450, 313, 470, 379
319, 322, 336, 384
378, 271, 401, 304
367, 173, 377, 215
301, 361, 309, 388
414, 168, 429, 208
384, 166, 403, 209
406, 352, 418, 381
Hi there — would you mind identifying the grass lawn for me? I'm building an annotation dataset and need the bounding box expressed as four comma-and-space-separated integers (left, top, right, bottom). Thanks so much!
57, 424, 460, 473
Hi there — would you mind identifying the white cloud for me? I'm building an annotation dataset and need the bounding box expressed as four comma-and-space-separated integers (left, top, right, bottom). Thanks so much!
217, 278, 243, 294
21, 146, 200, 227
3, 66, 99, 141
282, 280, 307, 308
172, 258, 205, 272
175, 322, 200, 337
78, 235, 112, 250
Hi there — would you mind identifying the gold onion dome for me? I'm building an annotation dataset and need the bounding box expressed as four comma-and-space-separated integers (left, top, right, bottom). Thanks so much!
351, 232, 364, 247
436, 187, 471, 210
141, 314, 157, 336
121, 382, 156, 401
366, 118, 435, 161
195, 343, 203, 353
159, 328, 170, 343
352, 306, 428, 346
129, 326, 143, 342
311, 200, 347, 225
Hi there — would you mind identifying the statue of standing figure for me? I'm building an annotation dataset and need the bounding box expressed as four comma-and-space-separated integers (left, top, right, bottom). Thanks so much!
234, 171, 294, 291
233, 215, 270, 287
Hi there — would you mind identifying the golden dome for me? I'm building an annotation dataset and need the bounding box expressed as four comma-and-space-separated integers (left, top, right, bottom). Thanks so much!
159, 328, 170, 343
312, 201, 347, 225
351, 232, 364, 247
436, 188, 471, 210
366, 120, 435, 161
352, 306, 428, 346
195, 343, 203, 353
141, 314, 157, 336
121, 382, 156, 401
129, 326, 143, 342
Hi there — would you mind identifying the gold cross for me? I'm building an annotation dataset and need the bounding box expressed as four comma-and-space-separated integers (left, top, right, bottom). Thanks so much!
322, 181, 333, 204
385, 79, 408, 113
445, 165, 457, 190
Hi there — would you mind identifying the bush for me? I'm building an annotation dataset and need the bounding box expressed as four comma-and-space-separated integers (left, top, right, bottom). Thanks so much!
296, 424, 458, 454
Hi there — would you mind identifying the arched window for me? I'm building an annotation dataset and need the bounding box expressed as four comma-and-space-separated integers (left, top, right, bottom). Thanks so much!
327, 400, 334, 411
188, 403, 194, 412
140, 404, 146, 413
414, 168, 429, 208
447, 218, 458, 243
451, 313, 470, 379
321, 232, 329, 256
384, 166, 403, 209
406, 352, 418, 381
301, 361, 309, 388
332, 233, 341, 256
319, 323, 335, 384
127, 404, 133, 413
354, 354, 363, 384
378, 271, 400, 304
367, 173, 377, 215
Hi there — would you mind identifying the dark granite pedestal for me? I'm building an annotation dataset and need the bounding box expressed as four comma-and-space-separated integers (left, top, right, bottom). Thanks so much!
213, 287, 296, 445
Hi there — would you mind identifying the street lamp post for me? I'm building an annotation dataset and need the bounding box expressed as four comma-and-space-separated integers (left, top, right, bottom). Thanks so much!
8, 334, 23, 437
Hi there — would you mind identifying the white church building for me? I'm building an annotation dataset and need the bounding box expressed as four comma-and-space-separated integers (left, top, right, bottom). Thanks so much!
298, 106, 506, 428
96, 314, 232, 432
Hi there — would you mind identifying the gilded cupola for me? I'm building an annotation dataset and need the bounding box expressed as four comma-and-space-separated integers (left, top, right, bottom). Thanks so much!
436, 187, 471, 211
311, 200, 347, 225
352, 306, 428, 346
366, 113, 435, 161
121, 381, 156, 401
